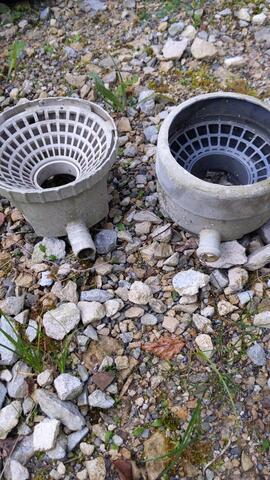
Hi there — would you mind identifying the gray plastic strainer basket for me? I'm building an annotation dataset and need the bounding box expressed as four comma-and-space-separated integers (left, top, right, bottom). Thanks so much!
170, 120, 270, 185
0, 97, 118, 258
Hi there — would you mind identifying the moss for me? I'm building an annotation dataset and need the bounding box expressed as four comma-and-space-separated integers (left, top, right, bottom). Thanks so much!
182, 440, 212, 466
224, 77, 259, 97
147, 80, 169, 93
178, 66, 220, 93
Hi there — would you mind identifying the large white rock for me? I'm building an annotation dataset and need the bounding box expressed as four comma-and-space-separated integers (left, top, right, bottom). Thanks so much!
162, 38, 188, 60
54, 373, 83, 400
0, 315, 18, 365
33, 418, 60, 451
0, 400, 22, 439
172, 269, 209, 296
128, 281, 152, 305
191, 37, 217, 59
43, 303, 80, 340
85, 457, 106, 480
78, 301, 105, 325
10, 459, 29, 480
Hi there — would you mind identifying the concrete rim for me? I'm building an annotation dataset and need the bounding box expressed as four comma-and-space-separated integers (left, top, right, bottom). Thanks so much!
157, 91, 270, 200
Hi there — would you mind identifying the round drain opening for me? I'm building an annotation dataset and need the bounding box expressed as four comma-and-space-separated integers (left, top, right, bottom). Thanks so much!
189, 153, 250, 185
34, 160, 79, 190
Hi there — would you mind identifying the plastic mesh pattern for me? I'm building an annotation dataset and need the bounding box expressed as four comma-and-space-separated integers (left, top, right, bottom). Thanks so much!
0, 103, 114, 191
169, 120, 270, 184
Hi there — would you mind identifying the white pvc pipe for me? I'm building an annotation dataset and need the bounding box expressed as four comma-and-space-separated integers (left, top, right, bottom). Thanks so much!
197, 229, 221, 262
66, 221, 96, 260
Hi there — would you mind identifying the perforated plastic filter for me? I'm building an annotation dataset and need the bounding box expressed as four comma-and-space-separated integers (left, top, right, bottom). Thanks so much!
0, 100, 115, 191
170, 120, 270, 185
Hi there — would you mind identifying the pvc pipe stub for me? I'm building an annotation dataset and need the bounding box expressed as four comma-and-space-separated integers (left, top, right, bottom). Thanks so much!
66, 222, 96, 260
197, 229, 221, 262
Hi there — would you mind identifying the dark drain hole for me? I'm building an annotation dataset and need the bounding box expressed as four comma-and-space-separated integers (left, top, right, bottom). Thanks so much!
41, 173, 76, 189
190, 154, 249, 186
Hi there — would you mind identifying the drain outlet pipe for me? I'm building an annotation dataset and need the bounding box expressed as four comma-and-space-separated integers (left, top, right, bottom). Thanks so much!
197, 229, 221, 262
66, 221, 96, 260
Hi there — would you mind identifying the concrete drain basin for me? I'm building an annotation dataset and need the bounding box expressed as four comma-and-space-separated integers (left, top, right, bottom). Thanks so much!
0, 97, 117, 259
156, 92, 270, 261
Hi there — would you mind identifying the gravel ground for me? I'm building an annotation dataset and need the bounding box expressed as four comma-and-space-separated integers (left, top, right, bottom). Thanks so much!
1, 1, 270, 479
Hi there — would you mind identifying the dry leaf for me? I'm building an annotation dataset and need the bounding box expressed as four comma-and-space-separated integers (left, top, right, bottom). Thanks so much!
142, 336, 185, 361
113, 459, 133, 480
0, 436, 22, 458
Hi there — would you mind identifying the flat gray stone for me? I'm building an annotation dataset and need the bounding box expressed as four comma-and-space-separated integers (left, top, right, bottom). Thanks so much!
255, 27, 270, 44
247, 343, 266, 366
138, 90, 155, 115
36, 389, 85, 431
210, 270, 228, 289
260, 218, 270, 244
47, 433, 67, 460
0, 295, 24, 316
81, 0, 106, 14
141, 313, 158, 326
94, 229, 117, 254
80, 289, 113, 303
8, 361, 31, 399
67, 427, 89, 451
10, 433, 35, 465
0, 381, 7, 409
245, 244, 270, 271
168, 21, 185, 36
88, 389, 115, 409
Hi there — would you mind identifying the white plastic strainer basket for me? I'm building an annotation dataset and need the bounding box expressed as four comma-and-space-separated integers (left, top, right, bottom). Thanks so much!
0, 98, 118, 258
0, 98, 116, 192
